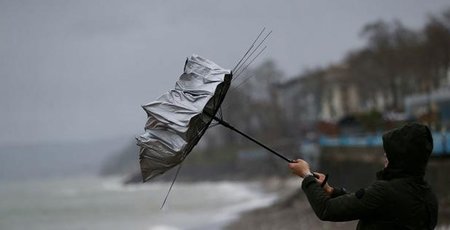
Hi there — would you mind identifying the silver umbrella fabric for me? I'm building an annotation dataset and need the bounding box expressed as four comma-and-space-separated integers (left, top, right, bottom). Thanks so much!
136, 54, 232, 182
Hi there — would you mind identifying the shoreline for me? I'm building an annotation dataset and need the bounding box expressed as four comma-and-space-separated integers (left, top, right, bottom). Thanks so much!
121, 174, 450, 229
223, 177, 358, 230
224, 177, 450, 230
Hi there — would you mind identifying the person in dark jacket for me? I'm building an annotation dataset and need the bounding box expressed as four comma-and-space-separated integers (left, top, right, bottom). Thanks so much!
288, 123, 438, 229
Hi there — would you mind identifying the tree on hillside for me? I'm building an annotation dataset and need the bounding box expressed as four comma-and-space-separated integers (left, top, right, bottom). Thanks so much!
218, 60, 287, 146
421, 10, 450, 89
359, 20, 420, 110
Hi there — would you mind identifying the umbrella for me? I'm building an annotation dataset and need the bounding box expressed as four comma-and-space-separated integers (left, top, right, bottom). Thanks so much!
136, 54, 233, 182
137, 53, 294, 183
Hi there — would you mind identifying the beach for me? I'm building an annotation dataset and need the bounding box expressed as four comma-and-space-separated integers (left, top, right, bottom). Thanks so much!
2, 176, 449, 230
225, 179, 450, 230
0, 176, 278, 230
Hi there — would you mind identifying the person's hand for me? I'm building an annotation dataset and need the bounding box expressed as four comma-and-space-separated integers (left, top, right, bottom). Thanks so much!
288, 159, 311, 178
313, 172, 334, 195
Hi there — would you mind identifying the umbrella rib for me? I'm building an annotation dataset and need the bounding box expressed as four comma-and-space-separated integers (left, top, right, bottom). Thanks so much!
235, 46, 267, 79
225, 74, 256, 100
232, 27, 266, 73
160, 163, 183, 209
232, 46, 267, 87
233, 30, 271, 77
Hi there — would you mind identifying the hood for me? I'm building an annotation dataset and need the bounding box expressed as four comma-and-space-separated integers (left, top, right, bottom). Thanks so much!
380, 123, 433, 179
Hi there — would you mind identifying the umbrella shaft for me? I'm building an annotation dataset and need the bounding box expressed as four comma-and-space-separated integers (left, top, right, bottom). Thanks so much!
210, 115, 294, 163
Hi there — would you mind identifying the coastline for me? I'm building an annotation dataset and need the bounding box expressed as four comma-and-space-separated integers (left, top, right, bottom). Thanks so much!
224, 177, 450, 230
223, 177, 357, 230
0, 176, 279, 230
121, 171, 450, 229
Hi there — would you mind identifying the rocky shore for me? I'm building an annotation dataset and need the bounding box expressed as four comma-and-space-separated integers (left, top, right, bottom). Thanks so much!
224, 178, 357, 230
225, 178, 450, 230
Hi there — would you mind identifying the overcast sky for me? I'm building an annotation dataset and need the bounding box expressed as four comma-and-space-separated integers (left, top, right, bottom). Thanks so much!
1, 0, 449, 146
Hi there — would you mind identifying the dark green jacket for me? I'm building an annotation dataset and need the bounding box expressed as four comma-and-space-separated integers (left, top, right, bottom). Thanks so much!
302, 123, 438, 229
302, 175, 438, 229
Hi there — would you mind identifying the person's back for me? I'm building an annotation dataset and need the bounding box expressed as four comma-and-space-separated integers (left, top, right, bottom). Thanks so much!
289, 123, 438, 229
355, 177, 437, 229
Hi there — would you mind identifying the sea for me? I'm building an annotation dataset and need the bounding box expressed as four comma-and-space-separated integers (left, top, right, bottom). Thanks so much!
0, 176, 278, 230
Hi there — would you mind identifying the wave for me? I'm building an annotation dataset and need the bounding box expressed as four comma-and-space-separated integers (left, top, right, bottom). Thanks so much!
148, 225, 180, 230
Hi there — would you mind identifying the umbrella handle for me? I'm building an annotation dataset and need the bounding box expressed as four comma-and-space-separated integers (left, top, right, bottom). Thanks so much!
207, 112, 320, 179
207, 113, 294, 163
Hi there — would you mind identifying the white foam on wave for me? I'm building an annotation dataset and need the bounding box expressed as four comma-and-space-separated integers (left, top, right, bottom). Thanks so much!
100, 178, 259, 197
100, 177, 168, 192
148, 225, 180, 230
99, 178, 279, 229
208, 183, 279, 225
161, 181, 278, 228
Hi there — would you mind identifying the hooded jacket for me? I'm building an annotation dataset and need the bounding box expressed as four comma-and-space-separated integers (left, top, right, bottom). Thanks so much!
302, 123, 438, 229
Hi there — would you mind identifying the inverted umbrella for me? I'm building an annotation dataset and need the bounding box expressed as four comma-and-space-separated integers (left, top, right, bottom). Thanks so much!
136, 54, 232, 182
136, 54, 294, 183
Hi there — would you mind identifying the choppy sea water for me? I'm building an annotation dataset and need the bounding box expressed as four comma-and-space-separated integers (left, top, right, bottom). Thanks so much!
0, 177, 277, 230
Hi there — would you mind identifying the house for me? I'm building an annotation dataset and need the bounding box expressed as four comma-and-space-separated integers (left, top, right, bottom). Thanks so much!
405, 86, 450, 126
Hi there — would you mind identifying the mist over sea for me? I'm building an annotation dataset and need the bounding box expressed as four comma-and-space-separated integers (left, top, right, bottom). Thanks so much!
0, 176, 277, 230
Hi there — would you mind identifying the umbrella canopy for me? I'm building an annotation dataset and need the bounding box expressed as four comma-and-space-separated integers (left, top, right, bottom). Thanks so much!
136, 54, 232, 182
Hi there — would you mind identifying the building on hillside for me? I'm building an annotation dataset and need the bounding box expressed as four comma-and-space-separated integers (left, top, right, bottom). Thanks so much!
275, 64, 401, 130
275, 65, 363, 128
311, 65, 362, 122
274, 70, 324, 133
405, 86, 450, 127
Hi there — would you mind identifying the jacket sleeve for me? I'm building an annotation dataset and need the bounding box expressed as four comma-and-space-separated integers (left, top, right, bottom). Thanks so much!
330, 187, 347, 198
301, 175, 388, 222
